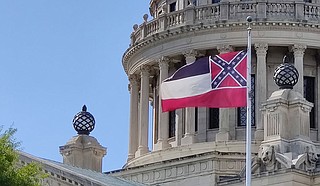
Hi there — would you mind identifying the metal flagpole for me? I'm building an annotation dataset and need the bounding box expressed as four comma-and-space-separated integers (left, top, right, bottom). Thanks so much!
245, 16, 252, 186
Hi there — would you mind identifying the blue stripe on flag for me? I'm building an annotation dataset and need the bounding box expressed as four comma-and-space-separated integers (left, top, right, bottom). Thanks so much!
164, 57, 210, 82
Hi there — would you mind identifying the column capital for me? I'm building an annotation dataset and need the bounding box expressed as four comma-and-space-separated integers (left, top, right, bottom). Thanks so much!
182, 49, 199, 58
129, 74, 139, 85
158, 56, 170, 70
140, 65, 151, 76
290, 44, 307, 57
254, 43, 268, 56
183, 49, 203, 64
217, 44, 234, 54
128, 74, 139, 92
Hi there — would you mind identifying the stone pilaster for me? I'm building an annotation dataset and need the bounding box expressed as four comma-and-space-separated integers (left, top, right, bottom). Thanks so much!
254, 43, 268, 141
181, 49, 198, 145
216, 44, 234, 142
290, 44, 306, 95
154, 57, 171, 150
127, 74, 139, 161
136, 66, 150, 157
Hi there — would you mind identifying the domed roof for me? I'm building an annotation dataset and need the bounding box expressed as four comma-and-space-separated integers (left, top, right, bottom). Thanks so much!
72, 105, 95, 135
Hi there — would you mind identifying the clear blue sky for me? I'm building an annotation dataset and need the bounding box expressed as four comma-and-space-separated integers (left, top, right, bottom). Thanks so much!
0, 1, 149, 172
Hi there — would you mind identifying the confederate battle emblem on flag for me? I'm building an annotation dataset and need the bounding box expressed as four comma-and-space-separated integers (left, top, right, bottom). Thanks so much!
210, 50, 247, 89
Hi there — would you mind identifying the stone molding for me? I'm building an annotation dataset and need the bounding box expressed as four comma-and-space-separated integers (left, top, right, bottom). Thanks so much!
113, 151, 247, 185
123, 22, 320, 74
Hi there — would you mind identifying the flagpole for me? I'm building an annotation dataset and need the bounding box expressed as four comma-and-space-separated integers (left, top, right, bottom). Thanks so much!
245, 16, 252, 186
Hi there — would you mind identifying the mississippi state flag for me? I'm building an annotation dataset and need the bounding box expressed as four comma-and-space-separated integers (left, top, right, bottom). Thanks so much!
161, 50, 247, 112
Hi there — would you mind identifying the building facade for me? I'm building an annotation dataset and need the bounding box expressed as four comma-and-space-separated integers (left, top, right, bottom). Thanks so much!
110, 0, 320, 185
17, 1, 320, 185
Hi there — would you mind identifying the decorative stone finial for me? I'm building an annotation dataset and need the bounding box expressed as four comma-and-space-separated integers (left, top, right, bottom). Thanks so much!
72, 105, 95, 135
143, 14, 148, 22
133, 24, 138, 31
273, 55, 299, 89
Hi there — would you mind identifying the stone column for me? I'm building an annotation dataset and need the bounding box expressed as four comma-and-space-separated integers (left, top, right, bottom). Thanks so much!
254, 43, 268, 141
291, 44, 306, 95
127, 75, 139, 161
173, 109, 183, 147
154, 57, 171, 150
181, 49, 198, 145
152, 74, 159, 148
135, 66, 150, 157
317, 50, 320, 141
215, 44, 235, 142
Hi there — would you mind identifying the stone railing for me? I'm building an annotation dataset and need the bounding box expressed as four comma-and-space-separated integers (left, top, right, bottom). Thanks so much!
130, 1, 320, 45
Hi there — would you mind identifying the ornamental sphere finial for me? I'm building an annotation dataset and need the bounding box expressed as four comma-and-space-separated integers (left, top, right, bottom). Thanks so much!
72, 105, 95, 135
273, 55, 299, 89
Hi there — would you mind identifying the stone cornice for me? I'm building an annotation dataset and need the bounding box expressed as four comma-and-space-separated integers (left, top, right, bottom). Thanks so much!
122, 21, 320, 74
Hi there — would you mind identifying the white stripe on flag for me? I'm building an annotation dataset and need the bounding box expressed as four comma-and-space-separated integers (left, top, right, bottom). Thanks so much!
161, 73, 211, 99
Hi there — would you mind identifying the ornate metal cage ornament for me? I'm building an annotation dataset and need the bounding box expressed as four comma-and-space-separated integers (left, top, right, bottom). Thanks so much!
273, 56, 299, 89
72, 105, 95, 135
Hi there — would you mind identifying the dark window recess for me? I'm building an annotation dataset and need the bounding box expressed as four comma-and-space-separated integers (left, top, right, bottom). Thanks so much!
189, 0, 197, 5
212, 0, 220, 3
209, 108, 219, 129
169, 2, 176, 12
169, 110, 176, 138
238, 75, 255, 126
195, 107, 198, 132
304, 76, 315, 128
304, 0, 312, 3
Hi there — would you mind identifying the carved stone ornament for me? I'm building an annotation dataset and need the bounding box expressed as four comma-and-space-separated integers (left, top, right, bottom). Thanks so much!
158, 56, 170, 70
217, 44, 234, 54
294, 146, 319, 172
254, 43, 268, 56
290, 44, 307, 57
140, 65, 151, 76
258, 145, 280, 172
182, 49, 198, 58
255, 145, 320, 173
129, 74, 139, 85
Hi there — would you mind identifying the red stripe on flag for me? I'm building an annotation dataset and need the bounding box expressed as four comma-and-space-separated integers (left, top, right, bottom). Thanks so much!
161, 88, 246, 112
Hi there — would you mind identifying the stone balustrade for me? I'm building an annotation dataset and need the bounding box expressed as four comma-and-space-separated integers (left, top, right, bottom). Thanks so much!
130, 1, 320, 46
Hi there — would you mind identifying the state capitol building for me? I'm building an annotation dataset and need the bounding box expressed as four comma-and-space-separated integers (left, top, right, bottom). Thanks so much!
18, 0, 320, 185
